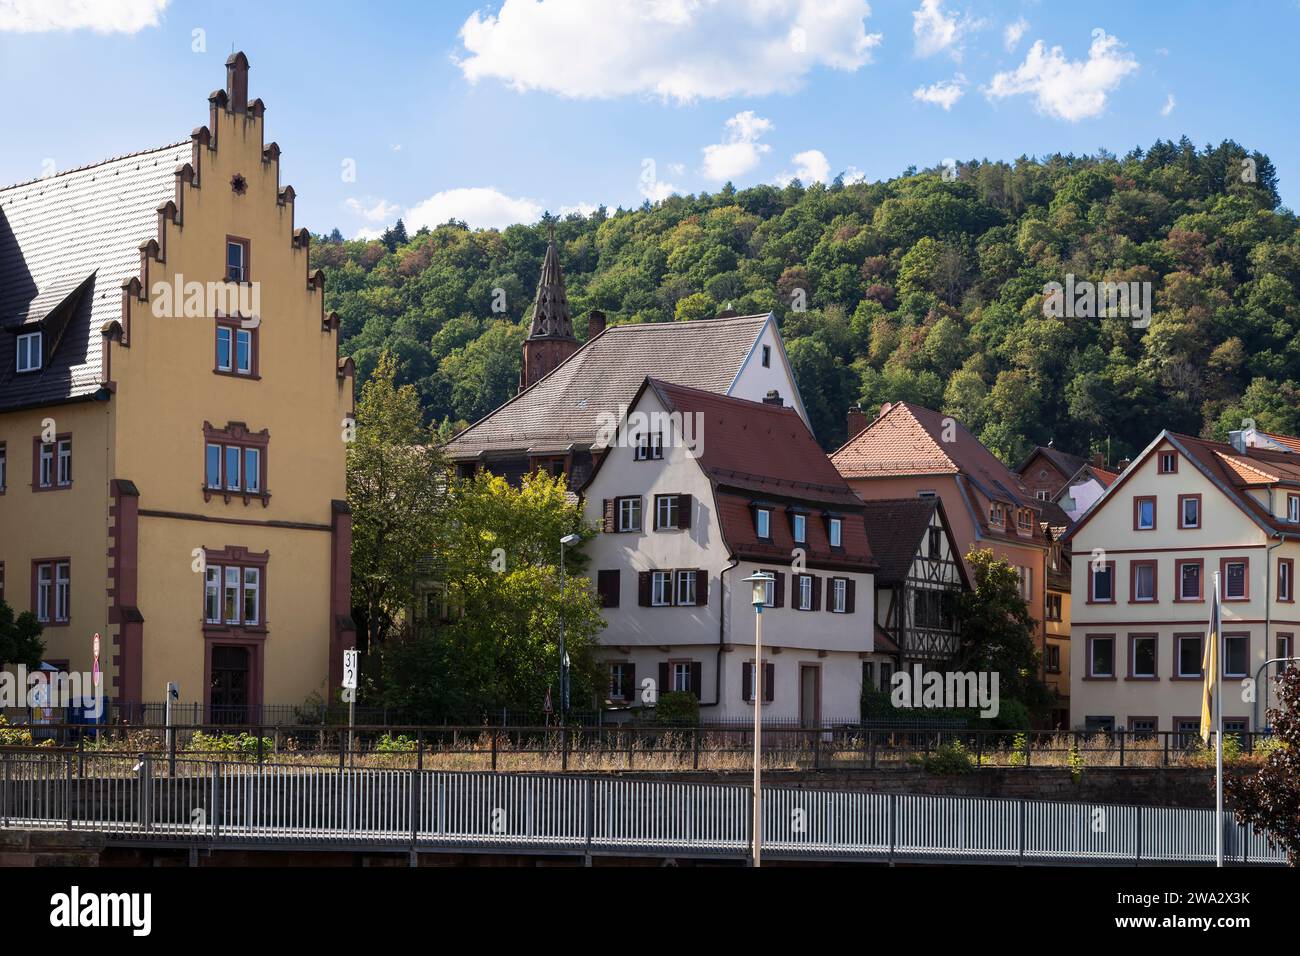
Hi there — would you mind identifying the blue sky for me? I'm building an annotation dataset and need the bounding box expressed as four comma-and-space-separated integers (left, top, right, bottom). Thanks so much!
2, 0, 1297, 237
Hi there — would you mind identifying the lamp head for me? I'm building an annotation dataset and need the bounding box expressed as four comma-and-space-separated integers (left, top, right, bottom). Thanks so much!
741, 571, 772, 608
560, 533, 581, 547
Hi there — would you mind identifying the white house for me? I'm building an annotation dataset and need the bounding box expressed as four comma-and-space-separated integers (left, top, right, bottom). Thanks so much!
580, 377, 876, 724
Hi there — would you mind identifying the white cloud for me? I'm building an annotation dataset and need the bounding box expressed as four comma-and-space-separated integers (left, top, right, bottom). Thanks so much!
1161, 93, 1176, 116
0, 0, 169, 32
776, 149, 831, 185
667, 162, 686, 176
559, 201, 600, 217
1003, 17, 1028, 52
912, 0, 983, 60
344, 197, 403, 223
986, 28, 1139, 121
913, 73, 967, 110
701, 111, 773, 181
456, 0, 882, 102
405, 187, 545, 231
842, 166, 868, 184
354, 227, 385, 242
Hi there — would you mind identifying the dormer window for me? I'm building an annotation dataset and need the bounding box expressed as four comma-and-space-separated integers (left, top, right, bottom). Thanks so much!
828, 517, 842, 548
755, 508, 771, 540
226, 237, 250, 283
16, 331, 41, 373
792, 513, 807, 544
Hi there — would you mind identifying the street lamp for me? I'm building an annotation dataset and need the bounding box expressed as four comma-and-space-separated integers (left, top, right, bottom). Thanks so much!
559, 533, 581, 723
742, 570, 772, 867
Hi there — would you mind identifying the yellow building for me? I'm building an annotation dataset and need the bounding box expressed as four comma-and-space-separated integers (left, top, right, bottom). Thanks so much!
0, 53, 354, 719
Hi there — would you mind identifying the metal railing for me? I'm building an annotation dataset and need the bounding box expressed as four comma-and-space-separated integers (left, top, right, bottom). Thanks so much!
0, 753, 1285, 864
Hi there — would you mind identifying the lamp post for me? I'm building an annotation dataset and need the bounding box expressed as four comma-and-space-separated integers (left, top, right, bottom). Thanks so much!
742, 571, 772, 867
559, 533, 581, 723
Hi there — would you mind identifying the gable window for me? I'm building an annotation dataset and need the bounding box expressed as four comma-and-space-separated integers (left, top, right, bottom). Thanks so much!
1131, 561, 1157, 603
634, 432, 663, 461
654, 494, 682, 531
32, 559, 70, 625
1178, 494, 1201, 529
1289, 494, 1300, 523
1089, 561, 1115, 603
203, 422, 269, 504
674, 569, 697, 606
1177, 635, 1203, 678
1158, 451, 1178, 474
828, 517, 843, 548
831, 578, 847, 613
650, 570, 672, 606
203, 547, 269, 630
1279, 558, 1294, 603
761, 344, 771, 368
1036, 490, 1050, 501
1087, 635, 1115, 678
927, 526, 942, 556
791, 512, 807, 545
16, 331, 42, 373
215, 317, 258, 378
1134, 496, 1156, 530
616, 496, 642, 532
1130, 635, 1157, 679
226, 237, 250, 283
754, 507, 771, 540
1221, 559, 1248, 601
1176, 559, 1203, 602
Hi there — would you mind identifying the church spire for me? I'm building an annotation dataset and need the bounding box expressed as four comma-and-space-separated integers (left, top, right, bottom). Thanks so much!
528, 222, 574, 340
519, 221, 580, 391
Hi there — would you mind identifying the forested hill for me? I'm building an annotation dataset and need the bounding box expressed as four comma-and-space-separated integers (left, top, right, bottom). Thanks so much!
312, 137, 1298, 462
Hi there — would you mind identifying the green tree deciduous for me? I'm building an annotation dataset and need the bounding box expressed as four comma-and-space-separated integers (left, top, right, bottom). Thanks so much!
0, 599, 44, 669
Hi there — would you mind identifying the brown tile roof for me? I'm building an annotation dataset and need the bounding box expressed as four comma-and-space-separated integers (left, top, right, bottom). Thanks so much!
443, 313, 773, 459
1, 142, 190, 412
1016, 445, 1086, 480
643, 378, 874, 573
858, 497, 940, 583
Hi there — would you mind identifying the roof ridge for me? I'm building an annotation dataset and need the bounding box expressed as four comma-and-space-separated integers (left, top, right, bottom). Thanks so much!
605, 313, 768, 332
0, 141, 189, 196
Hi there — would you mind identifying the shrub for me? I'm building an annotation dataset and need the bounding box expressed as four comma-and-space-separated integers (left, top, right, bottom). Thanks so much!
654, 691, 700, 726
185, 731, 272, 757
918, 741, 974, 775
375, 733, 416, 753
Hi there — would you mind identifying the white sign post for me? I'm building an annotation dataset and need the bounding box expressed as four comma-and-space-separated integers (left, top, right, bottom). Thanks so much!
343, 648, 358, 767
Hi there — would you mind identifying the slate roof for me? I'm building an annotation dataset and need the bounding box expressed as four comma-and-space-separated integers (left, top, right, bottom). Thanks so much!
645, 378, 874, 573
858, 497, 941, 584
444, 313, 771, 459
0, 142, 190, 412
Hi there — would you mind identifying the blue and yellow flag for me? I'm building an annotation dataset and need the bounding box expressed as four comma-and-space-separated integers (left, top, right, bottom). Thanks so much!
1200, 587, 1219, 746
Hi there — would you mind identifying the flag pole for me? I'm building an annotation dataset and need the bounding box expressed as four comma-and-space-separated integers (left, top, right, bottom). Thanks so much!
1214, 571, 1224, 869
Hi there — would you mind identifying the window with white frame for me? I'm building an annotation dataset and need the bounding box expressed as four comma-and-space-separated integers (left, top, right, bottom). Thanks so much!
1224, 635, 1248, 678
1179, 561, 1202, 600
1223, 560, 1247, 600
672, 662, 692, 693
1091, 563, 1114, 602
655, 494, 680, 530
617, 496, 642, 532
760, 571, 776, 607
754, 508, 771, 539
1177, 635, 1202, 678
651, 570, 672, 606
38, 441, 53, 488
1132, 562, 1156, 602
828, 517, 842, 548
798, 574, 813, 610
16, 331, 41, 372
205, 560, 265, 628
1180, 495, 1200, 528
1088, 636, 1114, 678
634, 432, 663, 461
1135, 497, 1156, 530
32, 560, 69, 624
1280, 559, 1293, 602
832, 578, 847, 613
674, 569, 697, 606
609, 663, 629, 700
1290, 494, 1300, 523
55, 562, 70, 622
792, 513, 806, 544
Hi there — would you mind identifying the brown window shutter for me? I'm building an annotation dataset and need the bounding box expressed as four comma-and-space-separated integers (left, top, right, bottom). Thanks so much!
626, 662, 636, 699
764, 662, 775, 702
658, 662, 669, 695
812, 575, 822, 611
690, 661, 702, 697
845, 578, 856, 613
638, 571, 651, 607
742, 661, 753, 701
678, 494, 692, 529
694, 569, 707, 606
603, 498, 615, 533
774, 571, 785, 608
597, 569, 620, 608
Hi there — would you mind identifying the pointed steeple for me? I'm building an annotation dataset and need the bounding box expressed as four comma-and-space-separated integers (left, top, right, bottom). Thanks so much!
528, 222, 574, 340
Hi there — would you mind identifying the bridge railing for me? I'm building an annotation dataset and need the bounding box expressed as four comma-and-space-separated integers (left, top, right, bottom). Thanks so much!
0, 752, 1285, 864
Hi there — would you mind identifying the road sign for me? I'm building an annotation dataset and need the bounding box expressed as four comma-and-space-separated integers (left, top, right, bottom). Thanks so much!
92, 633, 101, 687
342, 648, 358, 690
543, 686, 553, 715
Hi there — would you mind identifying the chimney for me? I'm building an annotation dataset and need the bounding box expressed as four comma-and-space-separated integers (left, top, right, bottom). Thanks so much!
1090, 452, 1105, 469
762, 390, 784, 407
846, 406, 869, 441
1228, 430, 1247, 454
879, 402, 893, 418
716, 304, 739, 319
1117, 458, 1132, 471
587, 310, 606, 339
226, 51, 250, 114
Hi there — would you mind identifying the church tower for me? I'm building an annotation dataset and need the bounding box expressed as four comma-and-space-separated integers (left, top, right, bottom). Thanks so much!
519, 223, 579, 391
